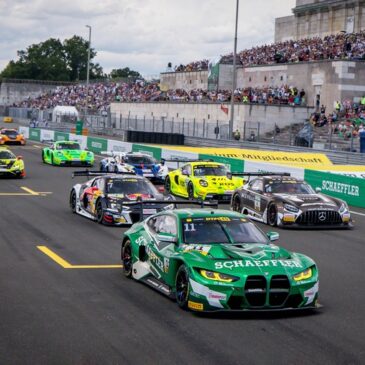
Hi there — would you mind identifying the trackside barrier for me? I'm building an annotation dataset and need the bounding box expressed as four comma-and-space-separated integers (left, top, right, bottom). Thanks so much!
21, 126, 365, 209
304, 169, 365, 208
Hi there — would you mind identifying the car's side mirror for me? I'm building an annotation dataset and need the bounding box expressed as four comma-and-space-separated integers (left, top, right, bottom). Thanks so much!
267, 231, 279, 242
315, 187, 322, 193
156, 232, 177, 244
226, 172, 232, 180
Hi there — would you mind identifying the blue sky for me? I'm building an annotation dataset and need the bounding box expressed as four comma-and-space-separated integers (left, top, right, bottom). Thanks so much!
0, 0, 296, 77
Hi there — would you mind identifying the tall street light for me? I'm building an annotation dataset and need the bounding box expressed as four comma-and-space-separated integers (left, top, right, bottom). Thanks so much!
229, 0, 239, 140
85, 25, 92, 87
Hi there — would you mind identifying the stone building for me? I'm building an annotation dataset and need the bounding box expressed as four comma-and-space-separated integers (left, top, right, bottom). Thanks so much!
275, 0, 365, 42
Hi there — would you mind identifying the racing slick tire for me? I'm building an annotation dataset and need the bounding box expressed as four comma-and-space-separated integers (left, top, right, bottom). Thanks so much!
50, 153, 54, 165
164, 176, 172, 194
70, 189, 77, 213
122, 240, 133, 278
187, 183, 195, 200
96, 200, 105, 224
42, 150, 46, 163
175, 265, 190, 309
232, 195, 242, 213
267, 203, 278, 227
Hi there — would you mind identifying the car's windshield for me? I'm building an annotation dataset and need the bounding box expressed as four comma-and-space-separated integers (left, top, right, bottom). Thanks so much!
56, 142, 81, 150
106, 178, 158, 195
0, 150, 15, 159
1, 130, 18, 136
265, 181, 315, 194
182, 217, 268, 245
125, 155, 156, 165
193, 165, 227, 177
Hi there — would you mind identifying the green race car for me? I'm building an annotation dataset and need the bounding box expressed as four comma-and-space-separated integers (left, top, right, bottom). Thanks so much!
42, 141, 94, 166
164, 161, 245, 202
121, 208, 319, 312
0, 147, 25, 178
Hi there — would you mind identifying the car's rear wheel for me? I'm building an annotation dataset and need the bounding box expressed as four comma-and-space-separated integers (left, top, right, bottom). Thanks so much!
50, 153, 54, 165
175, 265, 190, 309
267, 203, 278, 226
164, 176, 171, 193
187, 183, 194, 200
122, 240, 133, 278
96, 200, 104, 224
232, 195, 242, 213
70, 190, 77, 213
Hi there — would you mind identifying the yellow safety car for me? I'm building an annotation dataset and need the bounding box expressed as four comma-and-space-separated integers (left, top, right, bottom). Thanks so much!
164, 160, 245, 202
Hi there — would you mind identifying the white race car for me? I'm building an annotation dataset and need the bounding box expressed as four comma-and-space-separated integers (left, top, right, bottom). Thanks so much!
99, 151, 135, 173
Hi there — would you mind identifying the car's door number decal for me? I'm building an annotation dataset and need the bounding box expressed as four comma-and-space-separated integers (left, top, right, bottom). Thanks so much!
254, 195, 261, 210
184, 223, 196, 232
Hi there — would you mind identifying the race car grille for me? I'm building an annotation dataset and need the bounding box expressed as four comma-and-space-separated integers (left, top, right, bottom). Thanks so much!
285, 294, 303, 309
269, 275, 290, 306
207, 194, 232, 202
296, 210, 342, 225
227, 296, 245, 310
244, 276, 266, 307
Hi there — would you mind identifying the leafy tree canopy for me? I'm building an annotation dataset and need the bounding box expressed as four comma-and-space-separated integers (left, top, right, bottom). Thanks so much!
109, 67, 141, 79
0, 36, 104, 81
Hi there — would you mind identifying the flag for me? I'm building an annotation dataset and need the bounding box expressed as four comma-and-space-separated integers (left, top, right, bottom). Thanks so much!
221, 104, 229, 115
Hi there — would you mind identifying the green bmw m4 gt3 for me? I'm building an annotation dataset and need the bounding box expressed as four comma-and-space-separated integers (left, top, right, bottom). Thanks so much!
121, 208, 319, 312
42, 141, 94, 166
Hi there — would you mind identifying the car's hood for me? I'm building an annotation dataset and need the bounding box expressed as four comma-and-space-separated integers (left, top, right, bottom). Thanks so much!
179, 243, 312, 275
274, 193, 338, 208
108, 192, 164, 201
0, 158, 15, 166
59, 149, 85, 156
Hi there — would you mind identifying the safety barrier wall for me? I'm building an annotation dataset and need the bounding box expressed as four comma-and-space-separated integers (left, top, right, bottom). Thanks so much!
18, 126, 365, 209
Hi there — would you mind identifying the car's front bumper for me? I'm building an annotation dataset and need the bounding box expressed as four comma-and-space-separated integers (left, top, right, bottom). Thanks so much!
57, 160, 93, 166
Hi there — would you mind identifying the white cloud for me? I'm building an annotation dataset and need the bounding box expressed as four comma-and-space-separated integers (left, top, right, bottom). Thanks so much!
0, 0, 296, 77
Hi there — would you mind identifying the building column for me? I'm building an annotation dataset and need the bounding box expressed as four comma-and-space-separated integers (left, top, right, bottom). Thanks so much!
354, 1, 361, 32
328, 6, 334, 34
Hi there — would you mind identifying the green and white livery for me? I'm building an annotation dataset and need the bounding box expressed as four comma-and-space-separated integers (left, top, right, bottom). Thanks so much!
42, 140, 94, 166
121, 209, 319, 312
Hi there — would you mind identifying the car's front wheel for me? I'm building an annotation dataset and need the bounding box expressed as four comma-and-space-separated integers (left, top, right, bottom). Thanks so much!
267, 203, 278, 226
96, 200, 104, 224
232, 195, 242, 213
175, 265, 190, 309
122, 240, 133, 278
42, 150, 46, 163
70, 189, 77, 213
164, 176, 171, 194
187, 183, 195, 200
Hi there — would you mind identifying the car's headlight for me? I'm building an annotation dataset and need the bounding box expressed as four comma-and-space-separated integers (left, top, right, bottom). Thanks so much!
163, 203, 175, 210
284, 203, 299, 213
109, 202, 121, 210
339, 202, 348, 213
199, 179, 208, 187
198, 269, 239, 283
293, 267, 313, 282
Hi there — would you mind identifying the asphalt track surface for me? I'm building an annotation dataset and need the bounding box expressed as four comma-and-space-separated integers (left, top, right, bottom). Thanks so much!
1, 141, 364, 365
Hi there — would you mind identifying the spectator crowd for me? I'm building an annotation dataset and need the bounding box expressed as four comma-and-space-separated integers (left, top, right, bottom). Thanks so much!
173, 31, 365, 72
14, 81, 305, 111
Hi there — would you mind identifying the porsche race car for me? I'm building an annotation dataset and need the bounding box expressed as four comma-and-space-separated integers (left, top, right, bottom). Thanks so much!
231, 174, 352, 228
121, 208, 320, 312
0, 147, 25, 178
99, 151, 135, 173
70, 171, 175, 225
42, 140, 94, 166
0, 129, 26, 145
164, 160, 244, 202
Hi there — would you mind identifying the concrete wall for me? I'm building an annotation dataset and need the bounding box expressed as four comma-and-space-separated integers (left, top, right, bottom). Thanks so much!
275, 0, 365, 42
160, 70, 208, 91
0, 81, 61, 106
110, 102, 313, 134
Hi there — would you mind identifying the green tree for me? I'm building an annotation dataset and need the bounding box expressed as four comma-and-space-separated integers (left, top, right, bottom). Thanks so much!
0, 36, 103, 81
109, 67, 141, 79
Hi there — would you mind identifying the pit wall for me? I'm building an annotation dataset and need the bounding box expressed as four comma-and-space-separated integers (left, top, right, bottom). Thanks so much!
19, 126, 365, 209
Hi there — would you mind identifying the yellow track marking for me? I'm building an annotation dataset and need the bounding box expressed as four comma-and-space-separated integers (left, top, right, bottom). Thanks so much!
37, 246, 123, 269
21, 187, 39, 195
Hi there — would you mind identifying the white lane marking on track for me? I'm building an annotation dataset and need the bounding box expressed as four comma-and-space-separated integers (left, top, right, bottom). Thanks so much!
32, 145, 42, 148
350, 210, 365, 217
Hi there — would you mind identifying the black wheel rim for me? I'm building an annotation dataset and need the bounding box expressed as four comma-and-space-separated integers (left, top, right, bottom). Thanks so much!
71, 193, 76, 211
123, 244, 132, 274
176, 270, 188, 304
188, 185, 194, 199
165, 178, 171, 193
268, 206, 276, 225
97, 204, 103, 222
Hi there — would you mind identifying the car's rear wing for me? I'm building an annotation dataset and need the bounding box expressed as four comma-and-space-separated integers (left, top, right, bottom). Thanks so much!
101, 151, 127, 158
72, 169, 136, 178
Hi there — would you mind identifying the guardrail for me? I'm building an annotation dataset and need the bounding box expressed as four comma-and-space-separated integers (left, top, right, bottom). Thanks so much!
184, 136, 365, 165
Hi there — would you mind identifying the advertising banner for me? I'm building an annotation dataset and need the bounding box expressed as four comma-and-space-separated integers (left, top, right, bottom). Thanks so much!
29, 128, 41, 141
199, 153, 244, 172
69, 134, 87, 149
19, 126, 29, 139
54, 131, 69, 142
132, 144, 162, 160
107, 140, 133, 153
40, 129, 54, 142
244, 160, 305, 179
87, 137, 108, 154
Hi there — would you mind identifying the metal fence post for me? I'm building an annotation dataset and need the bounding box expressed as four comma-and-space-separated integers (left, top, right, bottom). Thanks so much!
329, 122, 333, 150
143, 115, 146, 131
182, 118, 185, 135
152, 116, 155, 131
127, 113, 130, 130
289, 122, 293, 145
203, 118, 206, 138
120, 114, 122, 129
257, 122, 260, 142
243, 121, 246, 140
193, 118, 196, 137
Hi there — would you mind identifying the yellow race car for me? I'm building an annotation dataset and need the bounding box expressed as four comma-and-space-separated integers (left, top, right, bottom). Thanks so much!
0, 147, 25, 178
164, 160, 245, 202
